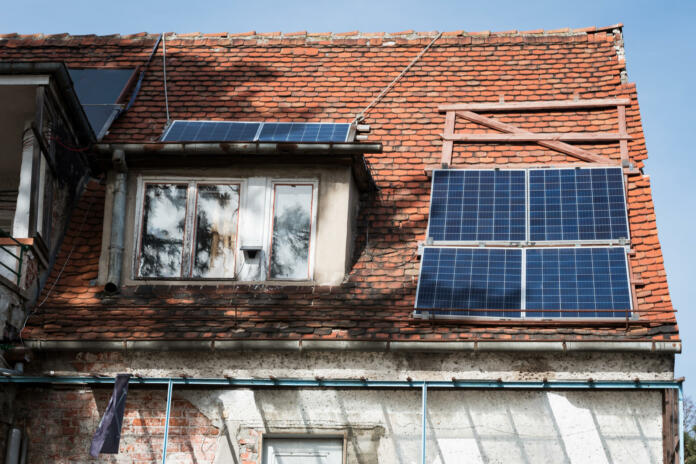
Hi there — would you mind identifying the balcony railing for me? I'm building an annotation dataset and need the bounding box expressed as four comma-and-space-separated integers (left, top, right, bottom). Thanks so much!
0, 229, 31, 287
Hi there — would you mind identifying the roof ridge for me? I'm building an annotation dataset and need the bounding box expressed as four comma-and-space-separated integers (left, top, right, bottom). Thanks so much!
0, 24, 623, 43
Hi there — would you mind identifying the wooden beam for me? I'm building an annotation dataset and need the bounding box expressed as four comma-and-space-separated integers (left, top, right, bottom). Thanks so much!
617, 104, 630, 162
440, 111, 455, 167
442, 132, 631, 143
439, 98, 631, 112
0, 238, 34, 247
455, 111, 614, 164
424, 161, 624, 175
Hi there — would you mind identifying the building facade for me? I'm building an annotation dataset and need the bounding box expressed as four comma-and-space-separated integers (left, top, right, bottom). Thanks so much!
0, 25, 683, 463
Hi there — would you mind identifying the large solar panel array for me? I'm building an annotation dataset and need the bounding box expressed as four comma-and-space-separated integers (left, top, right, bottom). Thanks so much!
415, 247, 522, 317
427, 167, 628, 243
529, 168, 628, 241
415, 246, 631, 317
418, 166, 632, 318
161, 121, 351, 143
428, 170, 526, 241
526, 247, 631, 318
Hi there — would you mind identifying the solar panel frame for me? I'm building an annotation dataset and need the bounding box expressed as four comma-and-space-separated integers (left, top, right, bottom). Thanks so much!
415, 245, 633, 320
426, 169, 527, 243
524, 246, 633, 319
528, 167, 630, 243
415, 246, 523, 318
161, 121, 352, 143
426, 166, 630, 246
418, 166, 634, 320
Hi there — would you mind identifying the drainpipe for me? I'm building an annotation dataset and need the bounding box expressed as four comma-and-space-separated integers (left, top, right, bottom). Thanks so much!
104, 149, 127, 294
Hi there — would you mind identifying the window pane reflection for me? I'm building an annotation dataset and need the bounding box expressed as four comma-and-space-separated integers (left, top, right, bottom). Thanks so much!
138, 184, 187, 277
270, 185, 313, 279
193, 184, 240, 278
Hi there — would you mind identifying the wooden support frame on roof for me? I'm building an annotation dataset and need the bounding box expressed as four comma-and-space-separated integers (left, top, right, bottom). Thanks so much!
437, 97, 632, 168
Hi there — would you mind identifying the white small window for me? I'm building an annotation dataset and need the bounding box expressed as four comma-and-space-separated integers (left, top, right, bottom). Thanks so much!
262, 437, 343, 464
268, 183, 316, 280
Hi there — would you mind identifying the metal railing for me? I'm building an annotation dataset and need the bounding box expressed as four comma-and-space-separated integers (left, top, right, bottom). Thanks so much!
0, 228, 30, 287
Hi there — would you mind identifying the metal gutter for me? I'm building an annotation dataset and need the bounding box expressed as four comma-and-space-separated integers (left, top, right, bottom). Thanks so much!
0, 375, 683, 389
0, 62, 96, 144
21, 339, 682, 353
93, 142, 383, 156
104, 149, 127, 294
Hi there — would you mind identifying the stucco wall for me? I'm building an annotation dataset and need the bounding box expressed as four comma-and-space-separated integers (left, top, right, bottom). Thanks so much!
7, 350, 674, 462
9, 385, 664, 464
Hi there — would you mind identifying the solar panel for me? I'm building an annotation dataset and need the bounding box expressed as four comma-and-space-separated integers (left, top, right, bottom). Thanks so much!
161, 121, 261, 142
529, 167, 628, 241
68, 68, 136, 140
161, 121, 351, 143
428, 170, 526, 242
525, 247, 631, 318
415, 247, 522, 317
258, 122, 350, 142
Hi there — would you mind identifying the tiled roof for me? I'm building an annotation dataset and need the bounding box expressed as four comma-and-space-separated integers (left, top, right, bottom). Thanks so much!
4, 26, 678, 343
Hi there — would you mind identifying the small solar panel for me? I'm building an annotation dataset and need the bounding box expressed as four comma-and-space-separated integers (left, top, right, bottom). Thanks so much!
257, 122, 350, 142
529, 168, 628, 241
161, 121, 351, 143
415, 247, 522, 317
162, 121, 261, 142
68, 68, 135, 140
428, 170, 526, 242
525, 247, 631, 318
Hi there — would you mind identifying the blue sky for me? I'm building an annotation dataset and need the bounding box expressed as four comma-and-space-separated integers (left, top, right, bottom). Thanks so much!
2, 0, 694, 396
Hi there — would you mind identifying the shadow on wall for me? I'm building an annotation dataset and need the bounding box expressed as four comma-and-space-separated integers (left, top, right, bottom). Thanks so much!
210, 388, 663, 464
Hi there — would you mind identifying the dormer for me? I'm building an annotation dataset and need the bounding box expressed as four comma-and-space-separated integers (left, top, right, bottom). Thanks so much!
95, 120, 380, 291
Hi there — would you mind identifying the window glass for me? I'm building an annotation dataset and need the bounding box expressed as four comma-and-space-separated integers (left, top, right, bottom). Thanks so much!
138, 184, 188, 278
270, 184, 313, 279
192, 184, 240, 278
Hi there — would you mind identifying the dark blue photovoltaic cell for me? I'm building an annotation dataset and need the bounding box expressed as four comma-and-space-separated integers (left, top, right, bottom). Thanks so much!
428, 170, 526, 241
161, 121, 350, 142
257, 123, 350, 142
162, 121, 261, 142
525, 247, 631, 318
416, 247, 522, 316
529, 168, 628, 241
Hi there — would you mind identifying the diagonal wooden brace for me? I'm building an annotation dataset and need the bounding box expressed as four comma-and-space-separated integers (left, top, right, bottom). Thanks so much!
455, 110, 615, 164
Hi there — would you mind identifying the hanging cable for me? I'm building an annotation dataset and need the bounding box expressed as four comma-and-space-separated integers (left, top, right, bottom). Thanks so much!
354, 32, 442, 123
125, 33, 163, 111
162, 32, 171, 124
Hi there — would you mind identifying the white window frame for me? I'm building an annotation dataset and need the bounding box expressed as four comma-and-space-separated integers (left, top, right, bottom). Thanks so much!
266, 179, 319, 281
132, 175, 319, 282
133, 176, 246, 280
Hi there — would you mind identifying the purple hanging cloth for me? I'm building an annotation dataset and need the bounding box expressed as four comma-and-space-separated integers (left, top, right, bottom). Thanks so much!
89, 374, 131, 457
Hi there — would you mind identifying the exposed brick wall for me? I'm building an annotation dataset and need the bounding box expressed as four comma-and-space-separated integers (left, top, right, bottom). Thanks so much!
13, 387, 218, 463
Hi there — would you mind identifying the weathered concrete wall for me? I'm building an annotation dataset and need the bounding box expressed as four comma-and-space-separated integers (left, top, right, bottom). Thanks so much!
32, 350, 675, 382
8, 351, 670, 463
9, 385, 663, 464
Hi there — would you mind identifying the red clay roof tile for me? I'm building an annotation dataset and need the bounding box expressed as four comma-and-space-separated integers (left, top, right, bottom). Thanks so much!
5, 27, 677, 343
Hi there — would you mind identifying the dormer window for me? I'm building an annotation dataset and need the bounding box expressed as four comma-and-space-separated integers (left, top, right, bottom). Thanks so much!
98, 119, 378, 288
134, 177, 318, 281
